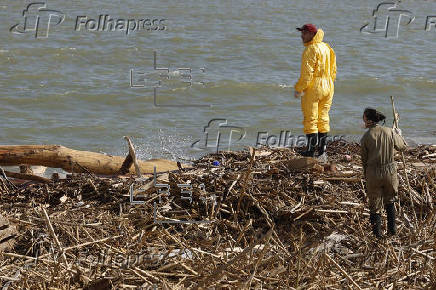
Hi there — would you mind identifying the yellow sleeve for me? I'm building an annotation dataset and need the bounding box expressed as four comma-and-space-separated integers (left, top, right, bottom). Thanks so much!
294, 46, 316, 93
330, 46, 336, 82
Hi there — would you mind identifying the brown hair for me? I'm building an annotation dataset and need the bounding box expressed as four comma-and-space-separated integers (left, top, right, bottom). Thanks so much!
364, 107, 386, 123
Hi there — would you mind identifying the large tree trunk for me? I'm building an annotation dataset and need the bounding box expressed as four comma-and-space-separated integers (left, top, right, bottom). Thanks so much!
0, 145, 180, 175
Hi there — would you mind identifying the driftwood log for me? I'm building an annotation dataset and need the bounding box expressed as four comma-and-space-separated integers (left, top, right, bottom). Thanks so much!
0, 145, 180, 175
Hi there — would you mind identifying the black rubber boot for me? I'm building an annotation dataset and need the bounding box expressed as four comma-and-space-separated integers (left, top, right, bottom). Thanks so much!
370, 213, 382, 239
317, 132, 328, 156
301, 133, 318, 157
386, 203, 396, 236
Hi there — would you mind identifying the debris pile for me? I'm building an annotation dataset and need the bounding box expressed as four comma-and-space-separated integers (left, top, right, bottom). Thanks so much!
0, 141, 435, 289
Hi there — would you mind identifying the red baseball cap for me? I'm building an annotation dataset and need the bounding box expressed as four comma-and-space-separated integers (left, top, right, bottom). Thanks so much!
296, 24, 317, 33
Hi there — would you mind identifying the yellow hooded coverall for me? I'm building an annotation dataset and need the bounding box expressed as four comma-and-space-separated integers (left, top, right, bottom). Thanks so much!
295, 29, 336, 134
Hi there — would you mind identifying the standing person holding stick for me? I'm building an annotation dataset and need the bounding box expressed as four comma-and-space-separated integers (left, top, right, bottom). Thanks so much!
360, 108, 407, 238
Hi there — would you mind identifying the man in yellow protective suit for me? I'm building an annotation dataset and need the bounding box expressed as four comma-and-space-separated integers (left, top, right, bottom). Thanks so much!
294, 24, 336, 157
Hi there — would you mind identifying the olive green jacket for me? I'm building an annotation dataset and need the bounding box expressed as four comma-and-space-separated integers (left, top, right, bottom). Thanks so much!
360, 124, 407, 177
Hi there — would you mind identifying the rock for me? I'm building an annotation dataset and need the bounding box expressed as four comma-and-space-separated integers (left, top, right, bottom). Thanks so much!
343, 155, 352, 162
286, 157, 318, 170
323, 163, 337, 173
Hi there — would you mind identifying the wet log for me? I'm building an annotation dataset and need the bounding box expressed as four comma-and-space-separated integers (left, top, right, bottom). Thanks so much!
0, 145, 180, 175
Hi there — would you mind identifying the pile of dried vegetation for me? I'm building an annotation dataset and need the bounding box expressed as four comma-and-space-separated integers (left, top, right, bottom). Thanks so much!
0, 140, 435, 289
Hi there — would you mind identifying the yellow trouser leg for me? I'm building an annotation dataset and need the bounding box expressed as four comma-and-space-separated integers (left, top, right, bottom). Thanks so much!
317, 87, 334, 133
301, 87, 319, 134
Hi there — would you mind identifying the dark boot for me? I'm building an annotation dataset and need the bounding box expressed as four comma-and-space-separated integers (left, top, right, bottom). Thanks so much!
386, 203, 396, 235
370, 213, 382, 239
317, 132, 328, 156
301, 133, 318, 157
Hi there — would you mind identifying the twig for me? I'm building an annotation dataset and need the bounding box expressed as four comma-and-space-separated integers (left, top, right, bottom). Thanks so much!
246, 231, 272, 288
202, 228, 273, 286
41, 207, 69, 270
0, 167, 18, 190
324, 253, 362, 289
124, 136, 142, 177
391, 96, 417, 224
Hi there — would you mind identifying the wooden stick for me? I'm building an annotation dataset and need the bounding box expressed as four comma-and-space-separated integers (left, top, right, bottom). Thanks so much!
411, 247, 434, 260
41, 207, 69, 270
322, 177, 362, 182
121, 136, 142, 177
391, 96, 417, 224
315, 209, 349, 214
202, 228, 273, 285
324, 253, 362, 289
0, 167, 17, 190
63, 235, 122, 252
234, 147, 256, 222
246, 231, 272, 288
434, 229, 436, 284
2, 252, 54, 264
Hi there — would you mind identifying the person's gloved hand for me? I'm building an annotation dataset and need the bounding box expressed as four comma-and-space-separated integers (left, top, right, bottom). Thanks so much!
294, 90, 303, 98
393, 127, 402, 136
